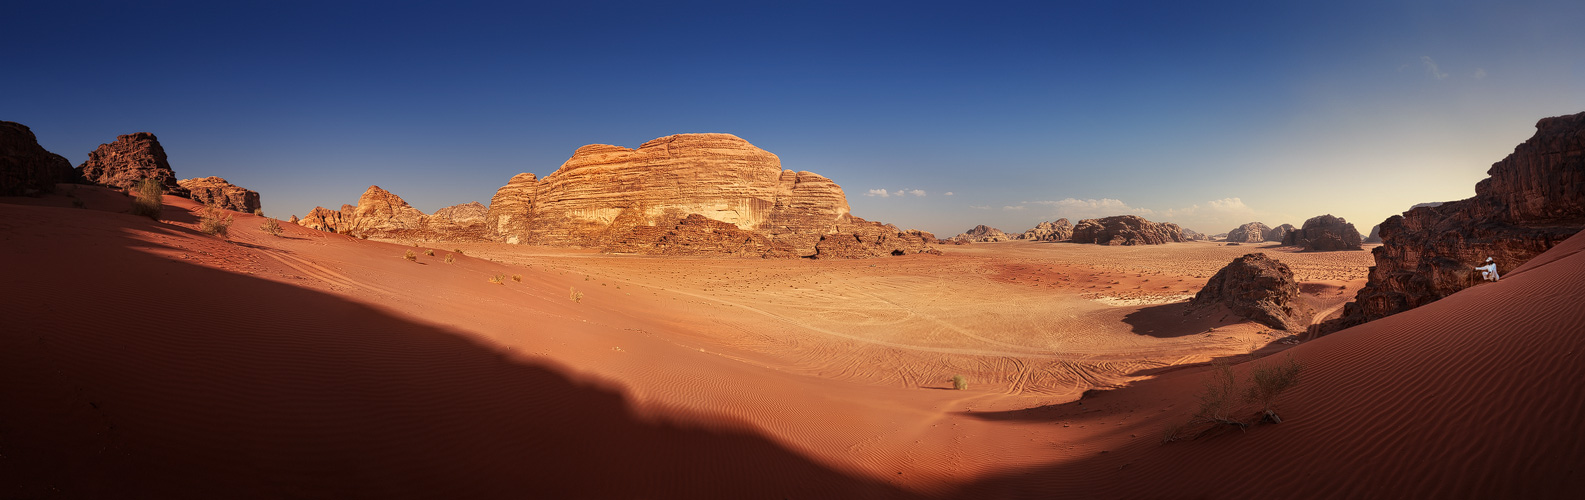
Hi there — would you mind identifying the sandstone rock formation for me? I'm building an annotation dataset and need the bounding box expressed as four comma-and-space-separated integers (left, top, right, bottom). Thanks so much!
1180, 228, 1208, 241
1191, 253, 1310, 331
1281, 214, 1363, 251
298, 186, 491, 242
1209, 233, 1228, 241
77, 132, 187, 196
813, 218, 941, 258
1364, 224, 1382, 244
1265, 223, 1296, 243
1225, 222, 1271, 243
477, 133, 933, 258
1, 121, 76, 196
1018, 219, 1073, 241
1069, 215, 1187, 245
1330, 111, 1585, 332
952, 225, 1012, 242
178, 176, 260, 213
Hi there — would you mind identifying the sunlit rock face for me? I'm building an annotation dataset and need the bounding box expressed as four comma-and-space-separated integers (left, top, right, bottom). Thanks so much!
1069, 215, 1186, 245
178, 176, 260, 213
296, 186, 489, 242
77, 132, 187, 196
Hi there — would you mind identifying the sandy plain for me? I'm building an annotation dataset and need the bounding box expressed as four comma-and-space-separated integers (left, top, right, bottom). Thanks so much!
4, 187, 1581, 498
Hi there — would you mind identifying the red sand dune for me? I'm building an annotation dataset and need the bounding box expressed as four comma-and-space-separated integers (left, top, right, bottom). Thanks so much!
3, 189, 1582, 498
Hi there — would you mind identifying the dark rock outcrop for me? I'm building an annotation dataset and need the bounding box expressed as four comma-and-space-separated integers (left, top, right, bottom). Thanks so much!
77, 132, 187, 196
814, 217, 941, 258
1265, 223, 1296, 243
1281, 215, 1363, 251
1192, 253, 1310, 331
1364, 224, 1382, 244
1018, 219, 1073, 241
1069, 215, 1186, 245
952, 225, 1012, 242
1225, 222, 1270, 243
1329, 111, 1585, 332
1, 121, 76, 195
178, 176, 261, 213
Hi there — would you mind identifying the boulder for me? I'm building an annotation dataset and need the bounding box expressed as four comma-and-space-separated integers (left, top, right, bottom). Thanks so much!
1, 121, 76, 195
1329, 111, 1585, 332
1192, 253, 1310, 331
177, 176, 260, 213
1069, 215, 1186, 245
1265, 223, 1296, 243
1225, 222, 1270, 243
77, 132, 187, 196
1018, 219, 1073, 241
952, 224, 1012, 242
1281, 214, 1363, 251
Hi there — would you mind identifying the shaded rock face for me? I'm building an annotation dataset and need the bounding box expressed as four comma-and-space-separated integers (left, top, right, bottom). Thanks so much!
1180, 228, 1208, 241
1018, 219, 1073, 241
177, 176, 260, 213
1, 121, 76, 195
1331, 111, 1585, 332
298, 186, 491, 242
1225, 222, 1270, 243
1069, 215, 1186, 245
1265, 223, 1295, 243
1282, 214, 1363, 251
952, 224, 1012, 242
77, 132, 187, 196
480, 133, 932, 258
1364, 224, 1382, 244
1192, 253, 1309, 331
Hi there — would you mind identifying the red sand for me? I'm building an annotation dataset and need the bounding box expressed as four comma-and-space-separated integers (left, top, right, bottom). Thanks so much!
3, 188, 1582, 498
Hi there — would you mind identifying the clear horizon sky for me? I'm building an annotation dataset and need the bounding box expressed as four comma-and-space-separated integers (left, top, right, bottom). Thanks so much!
7, 1, 1583, 237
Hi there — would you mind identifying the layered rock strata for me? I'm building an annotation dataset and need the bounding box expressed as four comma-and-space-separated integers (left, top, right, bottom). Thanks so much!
1018, 219, 1073, 241
951, 225, 1012, 242
1282, 214, 1363, 251
1329, 111, 1585, 332
0, 121, 76, 196
1192, 253, 1309, 331
1225, 222, 1270, 243
1069, 215, 1186, 245
77, 132, 187, 196
178, 176, 261, 213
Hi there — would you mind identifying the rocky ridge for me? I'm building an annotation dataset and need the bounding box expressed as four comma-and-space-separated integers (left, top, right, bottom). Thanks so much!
1, 121, 77, 196
1018, 219, 1073, 241
297, 186, 490, 242
77, 132, 187, 196
1329, 111, 1585, 332
178, 176, 261, 214
952, 225, 1012, 243
1069, 215, 1186, 245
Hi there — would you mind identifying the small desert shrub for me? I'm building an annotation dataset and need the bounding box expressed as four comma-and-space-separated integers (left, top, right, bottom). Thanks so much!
951, 374, 968, 390
197, 205, 233, 237
71, 199, 86, 209
1193, 361, 1243, 429
130, 179, 163, 220
511, 274, 522, 282
569, 286, 584, 303
425, 249, 435, 256
1245, 355, 1303, 423
445, 253, 455, 264
253, 208, 264, 216
453, 248, 464, 255
489, 274, 505, 285
404, 249, 417, 262
260, 218, 283, 236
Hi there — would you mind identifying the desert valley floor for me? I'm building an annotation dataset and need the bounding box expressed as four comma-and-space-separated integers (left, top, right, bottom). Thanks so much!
4, 189, 1584, 498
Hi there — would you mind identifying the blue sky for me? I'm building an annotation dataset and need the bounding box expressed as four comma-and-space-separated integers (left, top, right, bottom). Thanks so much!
6, 0, 1582, 236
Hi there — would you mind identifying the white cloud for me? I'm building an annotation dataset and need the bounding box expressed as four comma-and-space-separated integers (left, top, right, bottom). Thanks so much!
1003, 205, 1027, 211
865, 188, 890, 198
968, 205, 990, 210
944, 191, 954, 196
908, 189, 927, 197
1421, 56, 1448, 80
1027, 198, 1153, 216
1474, 68, 1487, 79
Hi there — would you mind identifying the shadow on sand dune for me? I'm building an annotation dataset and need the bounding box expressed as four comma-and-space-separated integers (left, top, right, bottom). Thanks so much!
0, 203, 917, 499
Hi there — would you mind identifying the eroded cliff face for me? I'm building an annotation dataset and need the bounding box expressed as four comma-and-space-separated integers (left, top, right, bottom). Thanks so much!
178, 176, 261, 214
1069, 215, 1186, 245
297, 186, 490, 242
1019, 219, 1073, 241
480, 133, 932, 258
1329, 111, 1585, 332
1, 121, 76, 195
77, 132, 187, 196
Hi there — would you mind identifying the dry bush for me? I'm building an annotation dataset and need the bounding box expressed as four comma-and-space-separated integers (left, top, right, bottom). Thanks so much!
951, 374, 968, 390
1245, 355, 1303, 423
488, 274, 505, 285
404, 249, 417, 262
511, 274, 522, 282
569, 286, 583, 303
197, 205, 233, 237
130, 179, 163, 220
453, 248, 464, 255
445, 253, 455, 264
253, 208, 264, 216
425, 249, 435, 256
71, 199, 85, 209
260, 218, 283, 236
1193, 361, 1246, 431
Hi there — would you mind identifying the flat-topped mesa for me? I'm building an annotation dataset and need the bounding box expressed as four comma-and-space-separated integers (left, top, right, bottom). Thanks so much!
1326, 110, 1585, 334
297, 186, 490, 242
951, 224, 1012, 242
77, 132, 188, 196
0, 121, 77, 195
482, 133, 930, 258
1070, 215, 1187, 245
178, 176, 261, 214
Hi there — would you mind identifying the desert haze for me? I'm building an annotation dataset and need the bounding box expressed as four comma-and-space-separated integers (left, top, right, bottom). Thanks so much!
3, 108, 1585, 498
